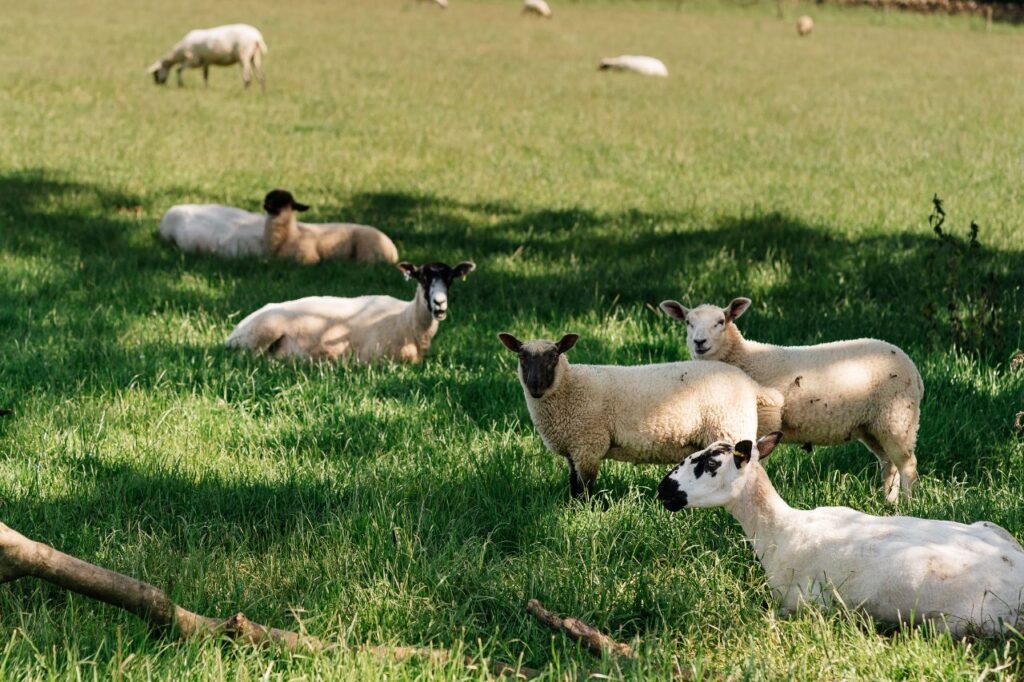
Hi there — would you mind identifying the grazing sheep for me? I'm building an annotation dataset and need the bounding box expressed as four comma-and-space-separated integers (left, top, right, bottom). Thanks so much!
598, 55, 668, 78
660, 297, 923, 502
158, 190, 399, 264
147, 24, 268, 90
227, 260, 475, 363
262, 190, 399, 265
498, 333, 784, 498
158, 204, 265, 258
523, 0, 553, 17
658, 434, 1024, 637
797, 16, 814, 36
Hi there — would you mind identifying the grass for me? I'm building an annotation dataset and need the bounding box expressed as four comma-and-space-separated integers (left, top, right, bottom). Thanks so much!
1, 0, 1024, 678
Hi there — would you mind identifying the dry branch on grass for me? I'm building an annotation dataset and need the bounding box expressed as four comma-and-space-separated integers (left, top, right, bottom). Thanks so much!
0, 522, 537, 678
526, 598, 636, 659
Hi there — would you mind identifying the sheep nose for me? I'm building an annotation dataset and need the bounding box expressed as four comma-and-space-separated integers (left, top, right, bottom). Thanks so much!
694, 339, 707, 347
433, 296, 447, 309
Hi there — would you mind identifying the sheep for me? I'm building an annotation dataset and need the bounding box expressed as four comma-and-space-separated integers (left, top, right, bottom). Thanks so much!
797, 16, 814, 36
262, 189, 399, 265
147, 24, 268, 90
158, 190, 399, 264
226, 260, 475, 363
419, 0, 449, 8
523, 0, 553, 18
497, 332, 784, 498
659, 297, 923, 503
598, 55, 668, 78
158, 203, 265, 258
658, 434, 1024, 637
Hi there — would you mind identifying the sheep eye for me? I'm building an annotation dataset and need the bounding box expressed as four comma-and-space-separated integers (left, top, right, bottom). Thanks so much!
717, 320, 724, 326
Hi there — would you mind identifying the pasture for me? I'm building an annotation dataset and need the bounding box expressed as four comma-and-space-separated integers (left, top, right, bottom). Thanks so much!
1, 0, 1023, 678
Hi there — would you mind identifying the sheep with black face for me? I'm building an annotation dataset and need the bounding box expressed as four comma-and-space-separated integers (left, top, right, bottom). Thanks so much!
498, 332, 784, 498
226, 260, 475, 363
659, 434, 1024, 637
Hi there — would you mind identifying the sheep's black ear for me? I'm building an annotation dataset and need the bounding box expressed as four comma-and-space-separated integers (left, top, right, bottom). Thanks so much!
555, 333, 579, 354
452, 261, 476, 280
660, 300, 688, 322
726, 297, 752, 321
756, 432, 783, 461
291, 199, 310, 212
498, 333, 522, 352
397, 262, 419, 280
734, 440, 753, 468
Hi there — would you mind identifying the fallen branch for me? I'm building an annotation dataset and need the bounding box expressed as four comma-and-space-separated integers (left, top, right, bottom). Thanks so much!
526, 598, 635, 659
0, 522, 537, 678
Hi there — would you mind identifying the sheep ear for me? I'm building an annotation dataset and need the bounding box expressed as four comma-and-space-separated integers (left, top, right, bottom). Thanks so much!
756, 432, 783, 461
733, 440, 753, 468
660, 300, 688, 322
452, 261, 476, 281
397, 262, 419, 280
147, 61, 162, 74
498, 333, 522, 352
726, 297, 752, 321
555, 333, 579, 354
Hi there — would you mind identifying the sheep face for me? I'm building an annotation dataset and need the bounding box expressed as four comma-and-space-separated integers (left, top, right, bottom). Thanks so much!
263, 189, 310, 215
148, 61, 171, 85
658, 433, 782, 511
660, 297, 750, 360
398, 261, 475, 321
498, 333, 578, 400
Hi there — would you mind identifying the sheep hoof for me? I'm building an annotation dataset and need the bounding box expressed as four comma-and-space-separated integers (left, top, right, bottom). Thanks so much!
802, 442, 813, 453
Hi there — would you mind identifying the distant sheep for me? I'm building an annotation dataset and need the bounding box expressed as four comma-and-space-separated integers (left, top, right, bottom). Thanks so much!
659, 434, 1024, 637
797, 16, 814, 36
523, 0, 553, 17
158, 190, 399, 265
227, 261, 475, 363
598, 55, 668, 78
498, 333, 784, 498
148, 24, 267, 90
660, 297, 923, 502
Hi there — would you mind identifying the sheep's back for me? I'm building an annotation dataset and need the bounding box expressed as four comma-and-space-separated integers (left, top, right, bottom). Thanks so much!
159, 204, 264, 257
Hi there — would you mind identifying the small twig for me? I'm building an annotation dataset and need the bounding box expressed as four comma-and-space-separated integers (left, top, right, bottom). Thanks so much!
1014, 411, 1023, 434
526, 599, 635, 659
0, 522, 537, 678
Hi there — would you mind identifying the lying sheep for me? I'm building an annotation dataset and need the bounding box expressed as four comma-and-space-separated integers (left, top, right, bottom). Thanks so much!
523, 0, 553, 17
598, 55, 668, 77
262, 190, 399, 265
498, 333, 784, 498
158, 203, 265, 258
660, 297, 923, 502
148, 24, 268, 90
158, 190, 399, 264
658, 435, 1024, 637
227, 260, 475, 363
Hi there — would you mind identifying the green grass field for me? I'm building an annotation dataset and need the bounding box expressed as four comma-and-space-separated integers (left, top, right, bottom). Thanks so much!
2, 0, 1023, 678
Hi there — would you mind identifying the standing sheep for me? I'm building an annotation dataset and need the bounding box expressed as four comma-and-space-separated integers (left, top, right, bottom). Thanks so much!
658, 434, 1024, 637
158, 190, 399, 264
147, 24, 268, 90
227, 260, 475, 363
498, 333, 784, 498
659, 297, 924, 501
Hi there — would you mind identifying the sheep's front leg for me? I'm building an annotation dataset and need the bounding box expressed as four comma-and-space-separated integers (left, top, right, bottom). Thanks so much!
176, 64, 186, 87
241, 60, 252, 88
203, 64, 209, 86
566, 453, 600, 500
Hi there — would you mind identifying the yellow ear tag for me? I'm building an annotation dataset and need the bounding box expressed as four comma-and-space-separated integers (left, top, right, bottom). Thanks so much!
461, 275, 467, 282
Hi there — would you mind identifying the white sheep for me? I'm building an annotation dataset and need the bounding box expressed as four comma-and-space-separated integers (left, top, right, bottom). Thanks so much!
158, 190, 399, 265
262, 189, 399, 265
158, 204, 265, 258
227, 261, 475, 363
148, 24, 268, 90
498, 333, 784, 498
797, 16, 814, 36
598, 55, 668, 78
658, 434, 1024, 637
523, 0, 553, 18
660, 297, 923, 502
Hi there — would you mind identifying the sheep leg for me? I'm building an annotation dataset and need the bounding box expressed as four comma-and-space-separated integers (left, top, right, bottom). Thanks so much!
176, 64, 186, 87
566, 456, 597, 500
860, 434, 899, 503
877, 432, 918, 502
241, 59, 252, 88
203, 64, 209, 86
251, 51, 265, 93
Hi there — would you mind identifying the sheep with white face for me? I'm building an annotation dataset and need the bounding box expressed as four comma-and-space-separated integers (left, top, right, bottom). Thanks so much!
658, 434, 1024, 637
660, 297, 923, 502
